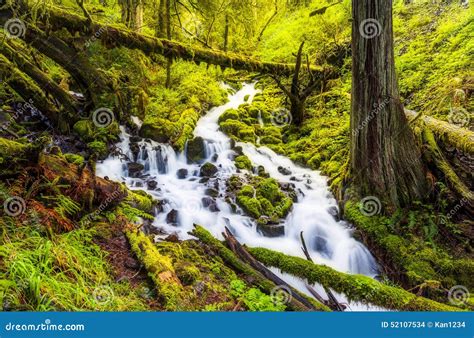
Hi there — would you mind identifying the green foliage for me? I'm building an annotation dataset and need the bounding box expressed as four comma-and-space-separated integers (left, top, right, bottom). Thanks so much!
230, 280, 286, 311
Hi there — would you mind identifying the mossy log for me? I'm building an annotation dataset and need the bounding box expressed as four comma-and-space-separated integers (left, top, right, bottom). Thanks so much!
248, 247, 462, 311
0, 54, 62, 127
39, 154, 127, 211
0, 11, 107, 109
0, 39, 79, 124
406, 110, 474, 156
125, 228, 182, 310
190, 225, 330, 311
1, 4, 325, 77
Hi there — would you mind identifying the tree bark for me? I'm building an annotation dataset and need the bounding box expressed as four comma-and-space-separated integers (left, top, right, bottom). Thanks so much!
350, 0, 427, 208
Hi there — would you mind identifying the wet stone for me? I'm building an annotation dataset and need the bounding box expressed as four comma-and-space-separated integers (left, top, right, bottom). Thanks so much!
176, 168, 188, 179
277, 166, 292, 176
166, 209, 179, 225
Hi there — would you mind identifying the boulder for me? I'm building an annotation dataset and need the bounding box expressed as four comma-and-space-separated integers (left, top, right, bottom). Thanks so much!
127, 162, 144, 177
147, 180, 158, 190
186, 137, 206, 164
176, 168, 188, 179
277, 166, 292, 176
200, 162, 218, 177
166, 209, 179, 225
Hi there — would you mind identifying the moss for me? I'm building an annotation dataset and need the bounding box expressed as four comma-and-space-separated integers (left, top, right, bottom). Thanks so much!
234, 155, 252, 170
218, 109, 240, 123
190, 225, 329, 311
73, 120, 95, 141
126, 190, 155, 214
87, 140, 108, 158
236, 194, 262, 219
248, 247, 461, 312
125, 228, 182, 310
64, 153, 84, 165
139, 117, 177, 143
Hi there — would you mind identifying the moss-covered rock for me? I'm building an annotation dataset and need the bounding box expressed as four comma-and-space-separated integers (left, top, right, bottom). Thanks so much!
234, 155, 252, 170
186, 136, 206, 163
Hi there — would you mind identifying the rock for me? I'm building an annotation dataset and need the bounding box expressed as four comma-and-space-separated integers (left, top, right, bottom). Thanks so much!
124, 257, 140, 269
129, 142, 140, 161
234, 145, 244, 156
211, 153, 218, 162
257, 165, 270, 178
205, 188, 219, 198
147, 180, 158, 190
199, 177, 209, 184
277, 166, 292, 176
257, 220, 285, 237
176, 168, 188, 179
202, 197, 220, 212
166, 209, 179, 225
327, 206, 340, 222
165, 233, 180, 243
127, 162, 144, 177
200, 162, 218, 177
186, 137, 206, 164
129, 135, 142, 143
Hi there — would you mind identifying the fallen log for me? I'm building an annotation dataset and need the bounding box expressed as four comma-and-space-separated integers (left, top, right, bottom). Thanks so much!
1, 3, 326, 77
248, 246, 462, 311
0, 55, 62, 127
406, 109, 474, 156
222, 227, 326, 311
0, 39, 80, 126
125, 227, 182, 310
299, 231, 345, 311
190, 225, 330, 311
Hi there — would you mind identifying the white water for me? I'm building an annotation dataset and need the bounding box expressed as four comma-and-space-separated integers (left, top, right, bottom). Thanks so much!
97, 82, 380, 309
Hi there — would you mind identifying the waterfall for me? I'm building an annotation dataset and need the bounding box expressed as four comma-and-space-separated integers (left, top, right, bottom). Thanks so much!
97, 82, 382, 310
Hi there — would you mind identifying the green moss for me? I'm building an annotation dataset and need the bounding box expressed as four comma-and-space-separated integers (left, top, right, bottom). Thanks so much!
234, 155, 252, 170
218, 109, 240, 123
73, 120, 95, 141
64, 153, 84, 165
248, 247, 461, 312
87, 141, 108, 157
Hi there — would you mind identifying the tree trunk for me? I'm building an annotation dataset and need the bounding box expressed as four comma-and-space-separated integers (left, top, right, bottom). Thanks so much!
223, 14, 229, 52
165, 0, 172, 88
350, 0, 427, 208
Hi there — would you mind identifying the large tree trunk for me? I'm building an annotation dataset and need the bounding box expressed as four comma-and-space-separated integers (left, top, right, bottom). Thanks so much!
350, 0, 427, 208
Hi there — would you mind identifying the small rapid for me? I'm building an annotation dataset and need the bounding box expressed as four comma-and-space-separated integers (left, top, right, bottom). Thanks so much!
97, 82, 380, 309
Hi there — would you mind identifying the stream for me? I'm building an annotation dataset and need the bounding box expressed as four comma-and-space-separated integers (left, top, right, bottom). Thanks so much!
97, 82, 381, 311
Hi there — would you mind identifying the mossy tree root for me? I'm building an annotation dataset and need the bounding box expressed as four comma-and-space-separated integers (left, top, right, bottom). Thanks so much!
190, 225, 330, 311
421, 126, 473, 210
248, 247, 462, 312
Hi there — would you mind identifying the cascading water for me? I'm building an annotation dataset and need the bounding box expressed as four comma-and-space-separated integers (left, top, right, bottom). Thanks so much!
97, 82, 381, 310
